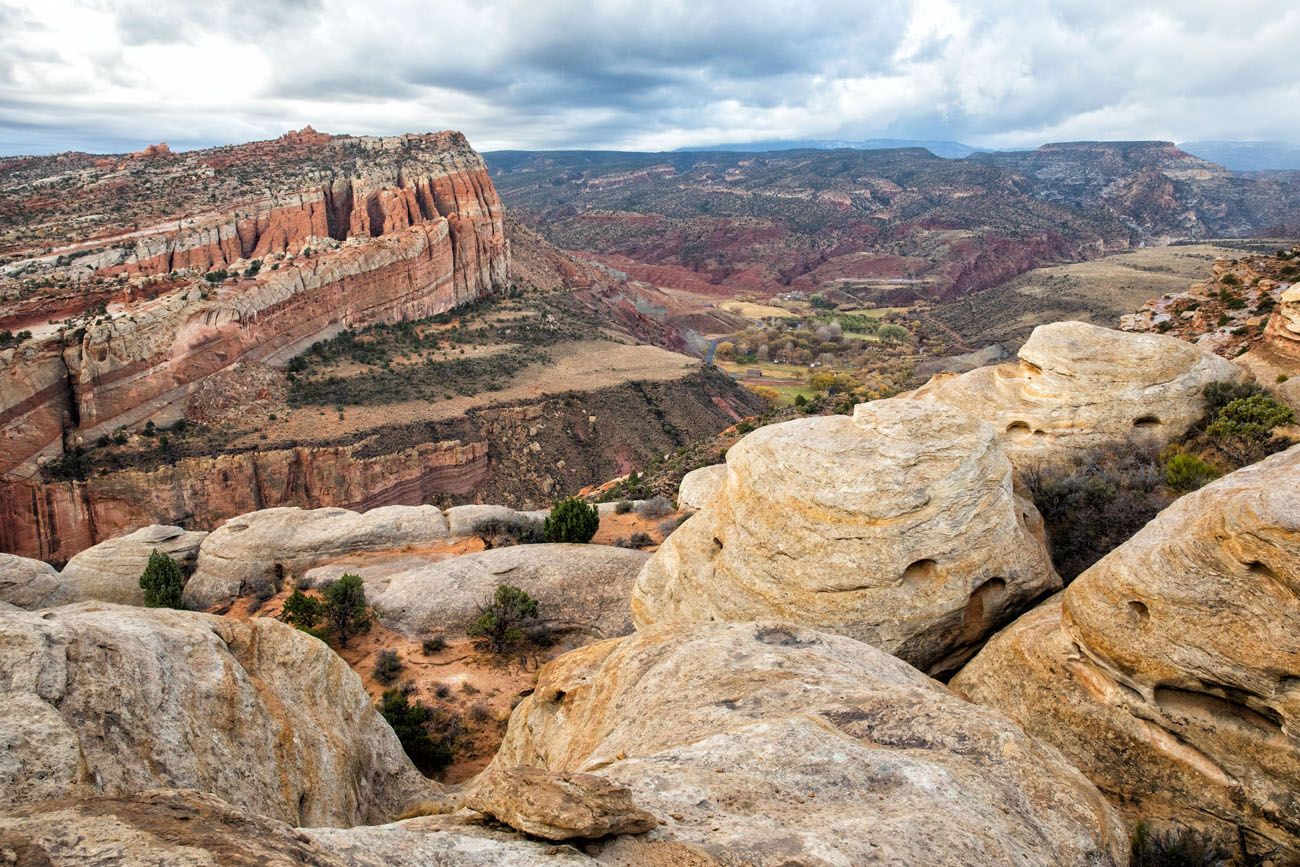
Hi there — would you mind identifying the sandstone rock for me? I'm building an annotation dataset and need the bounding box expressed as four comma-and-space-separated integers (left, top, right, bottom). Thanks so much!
676, 464, 725, 510
464, 765, 656, 841
56, 524, 207, 607
953, 444, 1300, 858
634, 398, 1058, 673
492, 620, 1126, 865
0, 603, 433, 825
0, 553, 60, 609
909, 320, 1246, 466
0, 788, 593, 867
373, 544, 648, 639
184, 505, 450, 610
1265, 283, 1300, 359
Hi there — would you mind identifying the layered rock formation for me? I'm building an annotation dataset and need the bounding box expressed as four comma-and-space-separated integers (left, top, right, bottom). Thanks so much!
491, 619, 1126, 865
0, 603, 433, 825
368, 543, 649, 640
953, 445, 1300, 857
634, 398, 1059, 673
909, 321, 1245, 466
183, 505, 451, 610
55, 524, 206, 606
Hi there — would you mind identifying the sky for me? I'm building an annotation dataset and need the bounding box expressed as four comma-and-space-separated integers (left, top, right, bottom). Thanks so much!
1, 0, 1298, 156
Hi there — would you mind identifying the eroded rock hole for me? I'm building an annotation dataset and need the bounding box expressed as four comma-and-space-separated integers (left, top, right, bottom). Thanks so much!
960, 577, 1007, 640
1153, 686, 1283, 736
901, 559, 939, 588
1133, 415, 1161, 428
1126, 600, 1150, 626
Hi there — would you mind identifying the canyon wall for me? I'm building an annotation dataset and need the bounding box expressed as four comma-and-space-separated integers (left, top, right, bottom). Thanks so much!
0, 130, 508, 479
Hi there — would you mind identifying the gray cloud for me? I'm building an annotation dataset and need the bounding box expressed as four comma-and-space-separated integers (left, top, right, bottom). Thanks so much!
0, 0, 1297, 156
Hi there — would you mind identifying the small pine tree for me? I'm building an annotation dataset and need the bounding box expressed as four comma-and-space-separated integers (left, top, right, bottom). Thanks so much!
280, 589, 324, 631
324, 573, 370, 647
378, 688, 452, 775
468, 584, 540, 653
543, 497, 599, 543
139, 550, 184, 609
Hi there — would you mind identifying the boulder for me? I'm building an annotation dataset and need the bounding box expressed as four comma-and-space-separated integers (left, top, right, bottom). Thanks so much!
633, 398, 1059, 674
464, 765, 657, 841
908, 320, 1246, 466
953, 444, 1300, 858
676, 464, 725, 510
57, 524, 207, 607
0, 603, 433, 826
0, 788, 595, 867
184, 505, 450, 610
492, 620, 1126, 866
0, 553, 60, 609
373, 544, 648, 639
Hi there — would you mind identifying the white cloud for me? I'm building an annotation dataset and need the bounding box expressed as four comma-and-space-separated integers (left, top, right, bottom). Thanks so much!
0, 0, 1297, 155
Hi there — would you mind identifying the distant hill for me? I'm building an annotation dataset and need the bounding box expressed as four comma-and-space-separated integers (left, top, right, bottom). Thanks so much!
673, 138, 982, 159
1179, 140, 1300, 172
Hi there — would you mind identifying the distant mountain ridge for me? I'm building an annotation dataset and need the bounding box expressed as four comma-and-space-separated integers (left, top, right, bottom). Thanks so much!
674, 138, 981, 159
1179, 140, 1300, 172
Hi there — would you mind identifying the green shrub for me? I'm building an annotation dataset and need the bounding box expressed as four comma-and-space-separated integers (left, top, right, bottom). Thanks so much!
372, 649, 404, 684
378, 689, 452, 776
636, 496, 673, 518
422, 634, 447, 654
280, 589, 323, 631
139, 550, 184, 608
544, 497, 599, 543
1129, 821, 1227, 866
323, 573, 370, 647
614, 499, 634, 514
468, 584, 540, 653
1162, 452, 1219, 492
473, 516, 545, 548
1205, 394, 1294, 466
628, 531, 654, 548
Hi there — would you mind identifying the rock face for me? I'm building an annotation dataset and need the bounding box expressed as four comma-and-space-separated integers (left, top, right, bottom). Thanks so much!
634, 398, 1059, 673
0, 553, 61, 609
0, 603, 433, 825
54, 524, 207, 607
675, 463, 725, 510
183, 505, 450, 610
909, 320, 1246, 466
371, 543, 648, 640
1265, 284, 1300, 359
0, 788, 594, 867
464, 765, 657, 841
952, 445, 1300, 858
492, 620, 1126, 865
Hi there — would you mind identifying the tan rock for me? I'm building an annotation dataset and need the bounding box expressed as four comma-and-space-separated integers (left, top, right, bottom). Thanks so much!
492, 620, 1126, 865
633, 398, 1059, 673
0, 788, 594, 867
909, 320, 1246, 466
676, 463, 725, 510
464, 765, 656, 841
0, 603, 433, 825
55, 524, 207, 607
372, 543, 648, 640
184, 505, 449, 610
953, 444, 1300, 858
0, 553, 60, 609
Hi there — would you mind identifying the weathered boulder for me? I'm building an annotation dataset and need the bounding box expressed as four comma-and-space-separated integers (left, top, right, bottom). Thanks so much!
464, 765, 657, 841
184, 505, 450, 610
633, 398, 1059, 673
372, 544, 648, 639
0, 603, 433, 826
0, 553, 60, 609
909, 320, 1246, 466
953, 444, 1300, 858
676, 464, 725, 510
0, 788, 595, 867
56, 524, 207, 607
492, 620, 1126, 866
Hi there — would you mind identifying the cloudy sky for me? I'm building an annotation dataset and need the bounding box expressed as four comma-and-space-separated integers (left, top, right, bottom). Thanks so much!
1, 0, 1298, 156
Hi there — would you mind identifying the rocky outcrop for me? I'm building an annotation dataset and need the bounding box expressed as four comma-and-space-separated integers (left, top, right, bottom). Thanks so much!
634, 398, 1058, 673
369, 544, 649, 640
675, 463, 724, 510
464, 765, 657, 841
492, 620, 1126, 865
0, 603, 433, 825
0, 788, 594, 867
0, 553, 60, 609
1265, 284, 1300, 359
184, 505, 450, 610
54, 524, 206, 607
909, 321, 1246, 466
952, 445, 1300, 858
